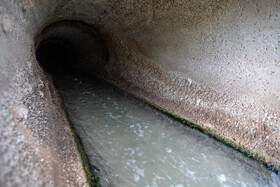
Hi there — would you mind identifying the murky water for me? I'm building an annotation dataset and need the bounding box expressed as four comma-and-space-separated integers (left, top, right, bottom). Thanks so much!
54, 75, 280, 187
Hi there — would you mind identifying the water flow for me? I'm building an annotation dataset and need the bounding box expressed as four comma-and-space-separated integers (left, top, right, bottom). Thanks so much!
54, 75, 280, 187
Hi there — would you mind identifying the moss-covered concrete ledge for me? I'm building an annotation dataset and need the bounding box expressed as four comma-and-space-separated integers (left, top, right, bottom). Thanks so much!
162, 112, 280, 173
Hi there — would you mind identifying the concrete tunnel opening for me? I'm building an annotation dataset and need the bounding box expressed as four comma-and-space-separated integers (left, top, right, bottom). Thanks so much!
35, 20, 109, 77
36, 38, 77, 74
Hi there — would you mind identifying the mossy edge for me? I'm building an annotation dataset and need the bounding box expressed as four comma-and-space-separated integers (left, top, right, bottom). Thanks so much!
49, 77, 101, 187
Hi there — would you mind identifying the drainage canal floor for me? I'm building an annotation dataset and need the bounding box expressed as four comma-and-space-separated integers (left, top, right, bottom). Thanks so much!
54, 74, 280, 187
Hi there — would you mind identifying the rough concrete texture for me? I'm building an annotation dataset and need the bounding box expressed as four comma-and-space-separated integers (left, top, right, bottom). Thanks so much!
0, 0, 280, 186
0, 1, 87, 186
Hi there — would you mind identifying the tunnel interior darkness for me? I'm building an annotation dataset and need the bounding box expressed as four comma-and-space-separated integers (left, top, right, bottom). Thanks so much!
36, 38, 77, 75
35, 21, 109, 76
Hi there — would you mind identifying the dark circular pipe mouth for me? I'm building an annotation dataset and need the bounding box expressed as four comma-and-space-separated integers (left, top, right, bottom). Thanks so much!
35, 20, 109, 77
36, 38, 77, 75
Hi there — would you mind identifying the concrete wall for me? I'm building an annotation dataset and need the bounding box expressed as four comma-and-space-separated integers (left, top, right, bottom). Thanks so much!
0, 0, 279, 185
0, 1, 87, 186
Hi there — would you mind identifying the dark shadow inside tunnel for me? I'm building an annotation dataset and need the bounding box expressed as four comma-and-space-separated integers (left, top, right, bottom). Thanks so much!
36, 38, 77, 74
35, 20, 109, 77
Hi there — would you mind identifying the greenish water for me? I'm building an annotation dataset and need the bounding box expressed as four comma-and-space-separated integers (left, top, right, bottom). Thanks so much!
55, 75, 280, 187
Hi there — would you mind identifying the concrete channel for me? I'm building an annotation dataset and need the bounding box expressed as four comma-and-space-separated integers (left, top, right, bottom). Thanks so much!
0, 1, 279, 186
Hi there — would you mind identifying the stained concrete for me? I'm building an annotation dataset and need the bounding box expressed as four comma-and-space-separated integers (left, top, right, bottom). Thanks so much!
0, 0, 279, 186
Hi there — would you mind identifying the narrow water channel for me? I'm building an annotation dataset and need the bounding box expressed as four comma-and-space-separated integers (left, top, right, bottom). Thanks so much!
54, 74, 280, 187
